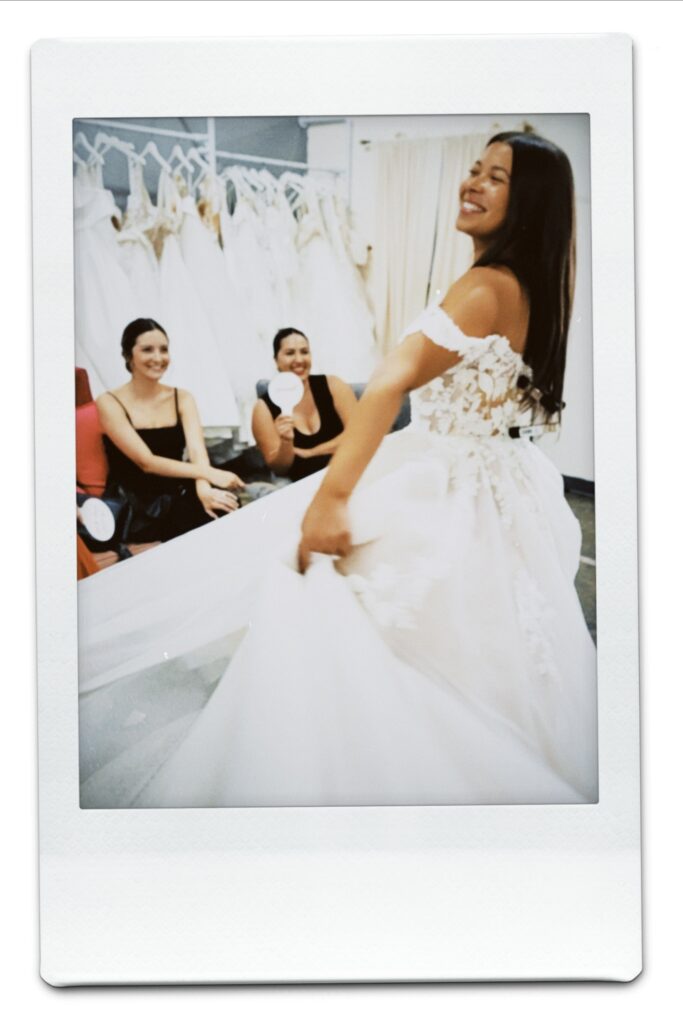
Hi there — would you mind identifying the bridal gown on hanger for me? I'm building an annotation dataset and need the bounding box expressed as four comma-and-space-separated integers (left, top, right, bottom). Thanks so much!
78, 300, 598, 810
290, 183, 379, 381
73, 162, 140, 395
117, 160, 164, 322
216, 176, 279, 437
226, 174, 281, 371
178, 179, 233, 354
154, 170, 240, 428
321, 188, 376, 336
261, 179, 300, 326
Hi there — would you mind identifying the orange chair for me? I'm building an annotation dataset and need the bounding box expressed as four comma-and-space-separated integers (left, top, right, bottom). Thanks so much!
75, 367, 109, 498
75, 367, 160, 575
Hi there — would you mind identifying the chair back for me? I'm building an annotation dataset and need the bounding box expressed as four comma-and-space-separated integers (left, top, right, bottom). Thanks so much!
75, 368, 108, 496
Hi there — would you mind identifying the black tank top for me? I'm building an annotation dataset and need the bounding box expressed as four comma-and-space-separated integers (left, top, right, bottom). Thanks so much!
262, 374, 343, 481
103, 388, 187, 501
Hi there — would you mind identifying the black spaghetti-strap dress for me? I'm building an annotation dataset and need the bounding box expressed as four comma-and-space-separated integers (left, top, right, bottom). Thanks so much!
262, 374, 344, 482
102, 388, 216, 542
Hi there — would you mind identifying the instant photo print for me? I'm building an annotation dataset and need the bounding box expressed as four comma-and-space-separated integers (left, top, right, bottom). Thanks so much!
32, 34, 640, 984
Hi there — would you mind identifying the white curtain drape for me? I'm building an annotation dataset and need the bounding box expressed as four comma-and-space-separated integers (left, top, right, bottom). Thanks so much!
369, 133, 489, 351
368, 138, 442, 354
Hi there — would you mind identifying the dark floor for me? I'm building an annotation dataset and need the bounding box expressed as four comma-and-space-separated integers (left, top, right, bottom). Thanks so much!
566, 491, 596, 643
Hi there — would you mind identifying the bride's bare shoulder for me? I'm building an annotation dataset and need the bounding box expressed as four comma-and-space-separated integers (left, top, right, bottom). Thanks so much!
439, 268, 509, 336
442, 267, 528, 346
446, 266, 524, 303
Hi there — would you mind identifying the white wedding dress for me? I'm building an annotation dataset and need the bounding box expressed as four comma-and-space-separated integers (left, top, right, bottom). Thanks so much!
117, 160, 164, 322
290, 184, 379, 382
226, 180, 282, 369
154, 170, 240, 428
217, 181, 280, 438
73, 163, 140, 395
78, 303, 597, 809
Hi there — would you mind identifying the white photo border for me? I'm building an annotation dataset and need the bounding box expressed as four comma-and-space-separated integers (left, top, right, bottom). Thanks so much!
32, 34, 640, 984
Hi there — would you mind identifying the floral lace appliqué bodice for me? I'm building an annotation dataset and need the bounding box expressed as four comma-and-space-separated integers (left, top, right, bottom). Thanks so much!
402, 304, 534, 439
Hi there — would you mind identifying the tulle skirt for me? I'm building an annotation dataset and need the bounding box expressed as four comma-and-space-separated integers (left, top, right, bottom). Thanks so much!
78, 428, 598, 809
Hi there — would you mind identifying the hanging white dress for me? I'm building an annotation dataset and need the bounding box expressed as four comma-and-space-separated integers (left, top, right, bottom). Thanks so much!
117, 160, 164, 322
78, 301, 597, 809
261, 181, 300, 326
177, 174, 268, 439
290, 184, 378, 382
225, 176, 280, 367
178, 182, 231, 349
219, 178, 268, 355
321, 188, 376, 329
155, 170, 240, 428
73, 163, 140, 395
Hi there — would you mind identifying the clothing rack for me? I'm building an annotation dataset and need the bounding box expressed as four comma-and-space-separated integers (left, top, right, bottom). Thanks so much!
213, 148, 343, 175
79, 118, 208, 142
78, 117, 345, 178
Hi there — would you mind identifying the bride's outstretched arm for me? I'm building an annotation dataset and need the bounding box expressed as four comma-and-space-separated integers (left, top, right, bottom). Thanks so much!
298, 275, 500, 570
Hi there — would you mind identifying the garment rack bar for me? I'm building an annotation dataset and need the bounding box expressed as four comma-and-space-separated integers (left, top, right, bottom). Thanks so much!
77, 119, 345, 174
78, 119, 209, 142
214, 147, 343, 174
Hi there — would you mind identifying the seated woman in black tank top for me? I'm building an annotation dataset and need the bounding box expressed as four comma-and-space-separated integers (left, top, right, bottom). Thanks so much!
252, 327, 357, 482
96, 318, 243, 544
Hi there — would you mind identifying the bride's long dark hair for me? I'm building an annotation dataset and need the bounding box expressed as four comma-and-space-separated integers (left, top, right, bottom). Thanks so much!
474, 131, 576, 420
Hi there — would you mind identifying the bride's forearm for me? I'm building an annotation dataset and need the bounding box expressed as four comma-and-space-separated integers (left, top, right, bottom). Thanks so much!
311, 332, 451, 505
317, 383, 404, 500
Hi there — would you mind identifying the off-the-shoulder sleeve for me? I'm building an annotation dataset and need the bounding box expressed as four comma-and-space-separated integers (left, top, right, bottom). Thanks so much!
400, 304, 490, 356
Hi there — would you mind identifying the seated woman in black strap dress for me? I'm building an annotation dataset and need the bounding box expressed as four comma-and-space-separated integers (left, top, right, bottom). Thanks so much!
252, 327, 357, 482
96, 318, 243, 544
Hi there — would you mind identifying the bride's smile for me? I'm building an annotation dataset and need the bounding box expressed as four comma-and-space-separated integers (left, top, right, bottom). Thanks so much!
456, 140, 512, 251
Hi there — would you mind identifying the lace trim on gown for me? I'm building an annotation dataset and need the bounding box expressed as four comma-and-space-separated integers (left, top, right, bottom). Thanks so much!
401, 302, 503, 357
341, 305, 546, 645
403, 304, 535, 442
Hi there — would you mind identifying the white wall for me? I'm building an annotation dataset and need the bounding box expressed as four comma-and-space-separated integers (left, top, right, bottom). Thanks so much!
309, 115, 595, 483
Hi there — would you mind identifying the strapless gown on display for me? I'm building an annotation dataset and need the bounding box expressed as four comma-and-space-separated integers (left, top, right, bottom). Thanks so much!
291, 189, 379, 381
78, 303, 598, 809
73, 163, 140, 395
154, 170, 240, 428
117, 161, 164, 323
218, 187, 276, 438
